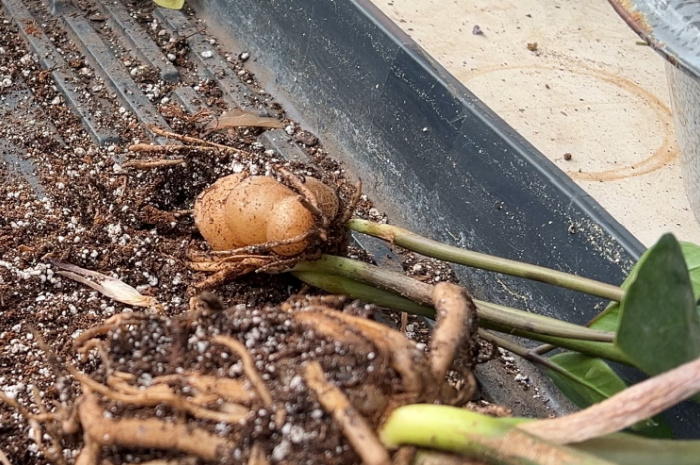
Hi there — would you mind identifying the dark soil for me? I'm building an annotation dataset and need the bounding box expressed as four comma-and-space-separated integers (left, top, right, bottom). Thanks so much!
63, 295, 434, 465
0, 1, 484, 463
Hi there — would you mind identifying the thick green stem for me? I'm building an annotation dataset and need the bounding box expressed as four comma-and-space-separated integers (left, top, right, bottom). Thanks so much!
348, 219, 624, 302
476, 300, 614, 344
572, 434, 700, 465
380, 404, 615, 465
290, 271, 434, 317
412, 432, 700, 465
291, 262, 631, 364
292, 256, 615, 343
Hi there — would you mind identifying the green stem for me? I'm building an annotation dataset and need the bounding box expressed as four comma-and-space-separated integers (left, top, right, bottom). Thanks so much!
411, 430, 700, 465
380, 404, 615, 465
291, 262, 631, 364
477, 300, 614, 343
292, 255, 615, 343
477, 330, 586, 384
290, 270, 434, 317
348, 219, 624, 302
505, 331, 630, 365
572, 434, 700, 465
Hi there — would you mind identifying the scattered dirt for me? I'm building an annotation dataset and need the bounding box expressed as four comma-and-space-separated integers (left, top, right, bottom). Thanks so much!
0, 1, 485, 463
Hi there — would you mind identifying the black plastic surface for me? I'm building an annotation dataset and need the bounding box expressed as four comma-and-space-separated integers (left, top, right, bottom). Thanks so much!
193, 0, 700, 436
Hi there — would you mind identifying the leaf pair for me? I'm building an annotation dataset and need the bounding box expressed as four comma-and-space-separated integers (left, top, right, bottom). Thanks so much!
548, 234, 700, 438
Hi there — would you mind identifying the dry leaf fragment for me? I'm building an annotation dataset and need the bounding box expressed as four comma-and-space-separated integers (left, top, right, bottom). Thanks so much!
204, 108, 285, 133
49, 260, 163, 312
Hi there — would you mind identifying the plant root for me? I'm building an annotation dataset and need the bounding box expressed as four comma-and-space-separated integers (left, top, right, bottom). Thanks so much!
123, 158, 186, 169
291, 306, 430, 397
147, 124, 256, 157
211, 335, 274, 407
11, 295, 479, 464
76, 391, 234, 464
67, 364, 251, 423
338, 180, 363, 225
72, 312, 152, 349
430, 283, 475, 381
207, 231, 318, 257
248, 443, 270, 465
304, 361, 392, 465
0, 448, 12, 465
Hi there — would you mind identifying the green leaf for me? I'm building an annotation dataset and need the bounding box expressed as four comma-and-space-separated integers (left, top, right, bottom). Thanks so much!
152, 0, 185, 9
587, 245, 655, 333
680, 241, 700, 300
616, 234, 700, 377
547, 352, 672, 438
589, 240, 700, 334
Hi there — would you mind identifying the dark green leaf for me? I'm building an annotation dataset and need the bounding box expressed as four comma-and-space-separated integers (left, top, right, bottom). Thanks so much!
680, 241, 700, 300
590, 241, 700, 334
547, 352, 672, 438
616, 234, 700, 377
588, 245, 655, 333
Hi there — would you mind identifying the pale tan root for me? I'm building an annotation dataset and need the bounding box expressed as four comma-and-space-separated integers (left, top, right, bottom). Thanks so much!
248, 443, 270, 465
128, 144, 227, 154
153, 373, 257, 405
31, 386, 67, 465
76, 339, 106, 361
122, 158, 186, 169
69, 365, 250, 423
295, 306, 426, 394
291, 311, 378, 357
160, 104, 211, 123
430, 282, 476, 382
187, 251, 270, 265
400, 312, 408, 334
256, 255, 318, 275
106, 376, 219, 405
392, 447, 416, 465
0, 448, 12, 465
190, 266, 257, 292
304, 361, 391, 465
520, 355, 700, 443
211, 335, 274, 406
77, 392, 233, 461
338, 180, 363, 224
73, 313, 150, 348
146, 124, 256, 157
275, 167, 323, 218
206, 230, 317, 256
75, 434, 101, 465
120, 459, 198, 465
0, 391, 66, 464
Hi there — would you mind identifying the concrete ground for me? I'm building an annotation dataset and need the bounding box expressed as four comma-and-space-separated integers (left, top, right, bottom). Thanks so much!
373, 0, 700, 247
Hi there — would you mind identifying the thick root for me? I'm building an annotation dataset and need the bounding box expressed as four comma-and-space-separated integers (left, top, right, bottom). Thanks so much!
304, 361, 391, 465
430, 282, 476, 383
76, 392, 234, 463
68, 365, 251, 423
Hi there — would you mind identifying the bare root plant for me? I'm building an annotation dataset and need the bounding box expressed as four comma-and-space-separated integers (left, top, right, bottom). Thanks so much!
6, 283, 476, 464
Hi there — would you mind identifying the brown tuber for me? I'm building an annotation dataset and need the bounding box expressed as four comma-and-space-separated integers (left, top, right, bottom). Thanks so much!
194, 173, 339, 256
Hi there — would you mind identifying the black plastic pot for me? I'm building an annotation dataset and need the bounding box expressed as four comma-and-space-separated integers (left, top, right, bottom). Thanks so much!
192, 0, 700, 436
